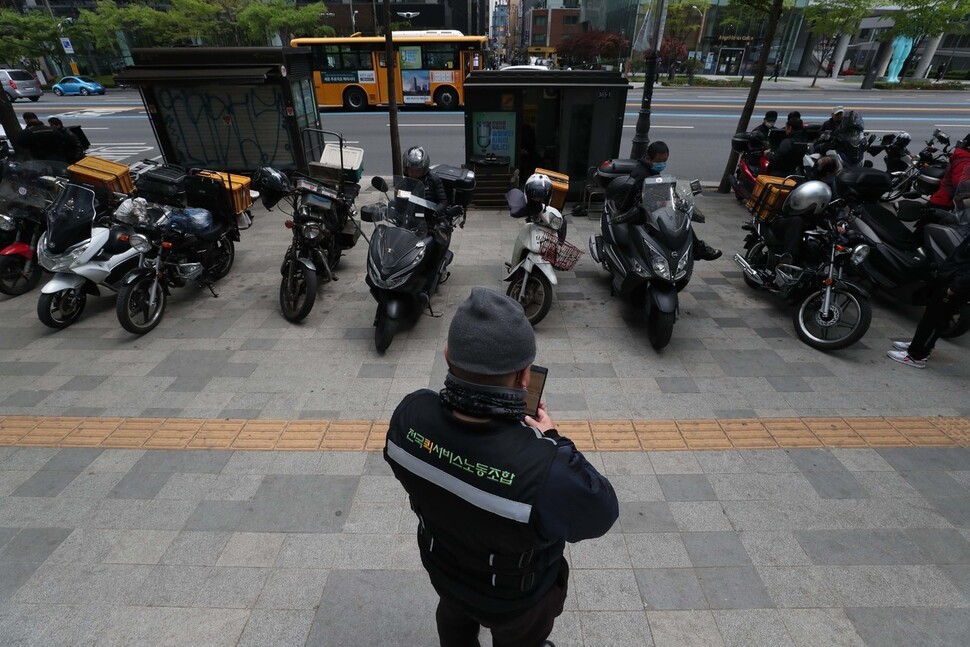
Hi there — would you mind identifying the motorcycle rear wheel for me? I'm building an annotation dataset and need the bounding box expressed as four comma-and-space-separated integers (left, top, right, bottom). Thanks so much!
279, 261, 317, 322
506, 269, 553, 326
37, 288, 87, 329
207, 237, 235, 281
742, 242, 769, 289
939, 304, 970, 339
647, 306, 675, 350
375, 304, 396, 353
117, 277, 167, 335
793, 287, 872, 351
0, 256, 42, 296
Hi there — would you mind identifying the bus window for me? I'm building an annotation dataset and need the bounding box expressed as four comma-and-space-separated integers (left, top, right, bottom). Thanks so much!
424, 45, 459, 70
316, 45, 374, 71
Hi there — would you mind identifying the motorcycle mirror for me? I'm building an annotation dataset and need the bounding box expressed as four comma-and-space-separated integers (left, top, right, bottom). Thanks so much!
689, 179, 703, 195
371, 176, 389, 193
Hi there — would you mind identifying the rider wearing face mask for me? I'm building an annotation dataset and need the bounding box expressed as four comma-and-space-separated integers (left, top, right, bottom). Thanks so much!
753, 111, 778, 140
629, 141, 722, 261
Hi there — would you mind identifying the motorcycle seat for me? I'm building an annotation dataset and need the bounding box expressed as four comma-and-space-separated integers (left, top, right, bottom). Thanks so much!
194, 216, 229, 242
859, 203, 918, 251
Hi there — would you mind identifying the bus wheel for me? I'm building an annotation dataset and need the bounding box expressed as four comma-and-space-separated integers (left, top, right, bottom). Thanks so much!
434, 87, 459, 109
343, 87, 367, 111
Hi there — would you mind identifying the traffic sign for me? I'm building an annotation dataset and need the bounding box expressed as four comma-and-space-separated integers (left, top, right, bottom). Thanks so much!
61, 38, 74, 55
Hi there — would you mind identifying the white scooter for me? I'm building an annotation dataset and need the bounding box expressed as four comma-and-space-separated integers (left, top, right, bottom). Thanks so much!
36, 185, 145, 329
502, 188, 582, 326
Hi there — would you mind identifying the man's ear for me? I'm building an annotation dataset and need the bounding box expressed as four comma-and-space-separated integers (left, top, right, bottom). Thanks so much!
516, 365, 531, 389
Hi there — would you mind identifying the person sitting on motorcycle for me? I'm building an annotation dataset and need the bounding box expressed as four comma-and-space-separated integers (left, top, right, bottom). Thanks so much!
928, 133, 970, 212
820, 106, 844, 134
625, 141, 722, 261
403, 146, 450, 303
753, 111, 778, 139
766, 118, 807, 177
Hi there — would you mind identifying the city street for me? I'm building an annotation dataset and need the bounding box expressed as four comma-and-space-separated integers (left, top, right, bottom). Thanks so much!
10, 82, 970, 182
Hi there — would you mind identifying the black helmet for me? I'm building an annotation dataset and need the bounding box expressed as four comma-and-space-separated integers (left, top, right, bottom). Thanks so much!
252, 167, 290, 209
524, 173, 553, 204
403, 146, 430, 178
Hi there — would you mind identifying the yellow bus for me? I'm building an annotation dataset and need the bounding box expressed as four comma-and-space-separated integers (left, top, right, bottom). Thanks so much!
291, 32, 488, 111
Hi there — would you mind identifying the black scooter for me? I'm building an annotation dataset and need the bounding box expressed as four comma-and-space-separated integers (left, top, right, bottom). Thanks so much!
838, 168, 970, 338
361, 174, 468, 353
588, 160, 703, 350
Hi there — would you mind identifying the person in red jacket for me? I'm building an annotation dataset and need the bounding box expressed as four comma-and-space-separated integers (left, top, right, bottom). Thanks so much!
929, 133, 970, 211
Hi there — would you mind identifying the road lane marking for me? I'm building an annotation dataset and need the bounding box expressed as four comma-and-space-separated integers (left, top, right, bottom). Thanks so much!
386, 123, 463, 127
622, 125, 694, 129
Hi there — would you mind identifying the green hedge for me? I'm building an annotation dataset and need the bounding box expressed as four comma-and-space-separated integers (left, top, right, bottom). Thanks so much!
873, 80, 967, 90
660, 75, 751, 87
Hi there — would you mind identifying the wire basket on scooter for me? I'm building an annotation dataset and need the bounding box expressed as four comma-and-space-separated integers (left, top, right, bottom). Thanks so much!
538, 230, 584, 271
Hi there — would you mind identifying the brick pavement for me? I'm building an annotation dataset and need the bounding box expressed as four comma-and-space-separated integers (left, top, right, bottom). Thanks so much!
2, 189, 970, 645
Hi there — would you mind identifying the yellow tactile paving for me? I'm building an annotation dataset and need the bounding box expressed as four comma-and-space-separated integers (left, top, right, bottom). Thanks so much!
1, 416, 969, 451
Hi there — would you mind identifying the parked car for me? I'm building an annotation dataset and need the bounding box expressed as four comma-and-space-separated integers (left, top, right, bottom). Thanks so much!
0, 69, 43, 102
52, 76, 106, 96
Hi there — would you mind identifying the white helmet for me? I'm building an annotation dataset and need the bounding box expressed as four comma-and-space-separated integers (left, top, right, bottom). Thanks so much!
524, 173, 553, 204
783, 180, 831, 216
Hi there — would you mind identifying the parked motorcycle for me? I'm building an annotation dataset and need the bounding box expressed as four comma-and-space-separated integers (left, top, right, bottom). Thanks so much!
868, 129, 950, 201
588, 166, 703, 350
114, 203, 235, 334
253, 166, 362, 322
0, 160, 67, 296
734, 180, 873, 351
361, 175, 466, 353
36, 186, 144, 328
503, 186, 582, 325
837, 168, 970, 338
729, 131, 770, 201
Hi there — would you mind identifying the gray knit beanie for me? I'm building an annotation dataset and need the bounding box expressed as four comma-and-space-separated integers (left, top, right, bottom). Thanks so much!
447, 288, 536, 375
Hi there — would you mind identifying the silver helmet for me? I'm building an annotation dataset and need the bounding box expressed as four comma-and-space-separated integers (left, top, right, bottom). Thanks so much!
524, 173, 553, 204
783, 180, 831, 216
403, 146, 430, 177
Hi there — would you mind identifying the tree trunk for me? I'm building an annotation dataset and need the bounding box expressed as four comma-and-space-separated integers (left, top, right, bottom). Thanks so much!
810, 40, 832, 88
384, 0, 401, 176
716, 0, 785, 193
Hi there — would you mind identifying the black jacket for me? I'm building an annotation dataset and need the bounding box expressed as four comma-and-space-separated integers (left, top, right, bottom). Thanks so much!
424, 170, 448, 215
939, 235, 970, 295
16, 124, 72, 163
768, 134, 807, 177
385, 389, 617, 614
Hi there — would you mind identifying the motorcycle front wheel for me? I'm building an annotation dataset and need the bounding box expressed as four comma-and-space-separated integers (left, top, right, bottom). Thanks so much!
116, 277, 167, 335
647, 305, 676, 350
793, 287, 872, 351
375, 303, 396, 353
279, 260, 317, 322
0, 255, 42, 296
37, 288, 87, 329
506, 269, 553, 326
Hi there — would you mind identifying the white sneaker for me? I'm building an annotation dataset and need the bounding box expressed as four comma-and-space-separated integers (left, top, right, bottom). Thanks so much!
892, 341, 910, 351
887, 350, 926, 369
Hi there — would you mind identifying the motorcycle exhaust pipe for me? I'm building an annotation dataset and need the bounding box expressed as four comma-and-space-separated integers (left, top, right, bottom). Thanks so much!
732, 253, 765, 286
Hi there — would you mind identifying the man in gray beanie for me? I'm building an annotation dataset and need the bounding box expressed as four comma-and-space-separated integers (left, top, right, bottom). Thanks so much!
385, 287, 618, 647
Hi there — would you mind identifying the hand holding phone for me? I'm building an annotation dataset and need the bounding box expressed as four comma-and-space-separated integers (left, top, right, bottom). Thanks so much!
524, 365, 548, 419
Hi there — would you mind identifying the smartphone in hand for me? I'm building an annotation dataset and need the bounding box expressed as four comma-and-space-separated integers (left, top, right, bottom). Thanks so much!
524, 365, 548, 418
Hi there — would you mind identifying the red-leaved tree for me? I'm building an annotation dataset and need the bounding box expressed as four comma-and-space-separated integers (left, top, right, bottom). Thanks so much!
556, 30, 630, 67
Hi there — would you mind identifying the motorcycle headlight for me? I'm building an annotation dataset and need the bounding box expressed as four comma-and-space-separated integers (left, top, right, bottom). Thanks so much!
129, 233, 152, 253
0, 214, 13, 231
674, 246, 691, 279
69, 243, 90, 266
302, 223, 323, 242
642, 237, 671, 280
851, 244, 870, 265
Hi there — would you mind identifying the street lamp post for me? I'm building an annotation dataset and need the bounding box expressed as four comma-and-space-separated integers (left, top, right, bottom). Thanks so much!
691, 5, 707, 60
630, 0, 668, 159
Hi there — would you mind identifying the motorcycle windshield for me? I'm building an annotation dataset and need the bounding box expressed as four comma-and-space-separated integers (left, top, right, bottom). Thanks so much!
371, 224, 425, 273
0, 160, 66, 213
386, 176, 427, 229
45, 183, 97, 254
838, 112, 865, 141
641, 177, 688, 235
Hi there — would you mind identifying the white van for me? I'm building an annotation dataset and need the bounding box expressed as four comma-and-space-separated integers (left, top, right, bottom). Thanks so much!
1, 69, 44, 102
